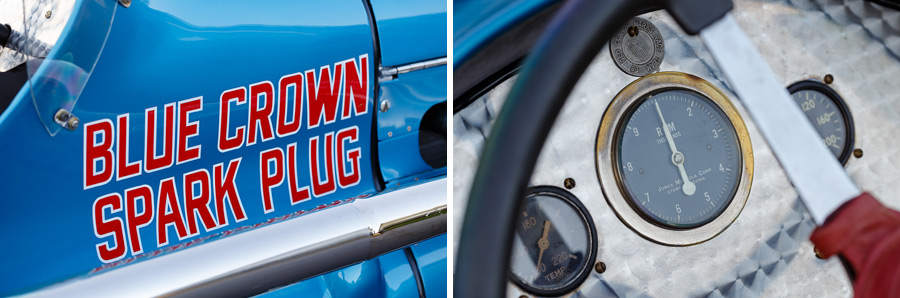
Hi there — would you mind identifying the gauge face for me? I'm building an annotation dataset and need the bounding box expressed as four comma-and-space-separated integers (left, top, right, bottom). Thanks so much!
615, 89, 742, 228
509, 187, 596, 296
788, 81, 855, 164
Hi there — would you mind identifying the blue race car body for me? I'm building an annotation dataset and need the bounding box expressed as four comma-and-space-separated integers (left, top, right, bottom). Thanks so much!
0, 0, 447, 296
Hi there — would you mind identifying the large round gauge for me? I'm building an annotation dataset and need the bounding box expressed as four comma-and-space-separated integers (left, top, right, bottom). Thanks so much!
509, 186, 597, 296
787, 80, 855, 165
596, 72, 753, 245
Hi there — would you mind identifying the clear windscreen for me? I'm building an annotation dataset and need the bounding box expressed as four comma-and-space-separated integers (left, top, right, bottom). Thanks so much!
16, 0, 114, 135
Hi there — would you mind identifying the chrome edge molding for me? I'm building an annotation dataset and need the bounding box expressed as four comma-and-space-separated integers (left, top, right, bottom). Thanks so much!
24, 179, 447, 298
380, 57, 447, 77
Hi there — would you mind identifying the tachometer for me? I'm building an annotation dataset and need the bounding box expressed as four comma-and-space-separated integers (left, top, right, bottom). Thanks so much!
596, 72, 753, 245
509, 186, 597, 296
787, 80, 855, 165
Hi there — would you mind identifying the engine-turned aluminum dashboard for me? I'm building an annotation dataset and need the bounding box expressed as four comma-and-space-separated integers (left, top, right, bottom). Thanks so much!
454, 0, 900, 296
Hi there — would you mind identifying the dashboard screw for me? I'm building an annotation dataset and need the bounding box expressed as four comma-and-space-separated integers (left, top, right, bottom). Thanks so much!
380, 100, 390, 112
853, 148, 863, 158
387, 131, 393, 137
45, 11, 51, 19
564, 178, 576, 189
814, 246, 826, 259
628, 26, 639, 37
595, 261, 606, 273
824, 74, 834, 84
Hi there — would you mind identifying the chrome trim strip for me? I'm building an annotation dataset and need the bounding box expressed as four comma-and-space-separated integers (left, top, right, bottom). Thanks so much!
24, 179, 447, 298
380, 57, 447, 77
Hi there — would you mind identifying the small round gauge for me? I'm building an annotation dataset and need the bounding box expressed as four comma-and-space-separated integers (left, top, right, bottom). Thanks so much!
596, 72, 753, 245
509, 187, 597, 296
616, 89, 740, 228
788, 80, 855, 165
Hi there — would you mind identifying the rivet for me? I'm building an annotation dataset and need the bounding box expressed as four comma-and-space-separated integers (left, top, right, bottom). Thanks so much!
824, 74, 834, 84
45, 11, 51, 19
380, 100, 390, 113
407, 126, 412, 132
595, 261, 606, 274
853, 148, 863, 158
564, 178, 576, 189
519, 296, 529, 298
387, 131, 393, 137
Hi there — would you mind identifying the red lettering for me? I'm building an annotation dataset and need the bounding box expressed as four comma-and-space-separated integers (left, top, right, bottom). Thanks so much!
309, 133, 336, 197
286, 143, 311, 204
84, 119, 115, 189
259, 148, 285, 213
125, 185, 154, 255
218, 87, 246, 152
177, 97, 203, 164
157, 178, 188, 246
145, 104, 175, 172
214, 158, 247, 225
342, 55, 368, 119
306, 64, 343, 128
336, 127, 361, 188
277, 73, 304, 137
248, 81, 275, 145
184, 169, 217, 235
93, 193, 126, 263
116, 114, 142, 180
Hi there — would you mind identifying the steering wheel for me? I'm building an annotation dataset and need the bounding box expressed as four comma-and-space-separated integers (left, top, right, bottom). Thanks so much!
454, 0, 735, 296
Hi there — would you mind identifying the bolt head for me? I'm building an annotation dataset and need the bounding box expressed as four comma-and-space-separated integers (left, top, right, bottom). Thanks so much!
853, 148, 863, 158
380, 100, 390, 113
595, 262, 606, 273
564, 178, 576, 189
67, 117, 80, 130
45, 11, 51, 19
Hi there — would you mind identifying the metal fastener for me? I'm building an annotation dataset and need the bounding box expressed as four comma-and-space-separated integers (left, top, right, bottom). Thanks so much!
45, 11, 51, 19
380, 100, 390, 113
54, 109, 79, 131
853, 148, 863, 158
628, 25, 639, 37
387, 131, 392, 137
595, 261, 607, 273
814, 246, 825, 259
564, 178, 576, 189
824, 74, 834, 84
118, 0, 131, 7
406, 126, 412, 132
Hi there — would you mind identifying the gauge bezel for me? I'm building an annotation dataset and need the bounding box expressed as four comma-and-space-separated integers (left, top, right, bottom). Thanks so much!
595, 72, 754, 246
787, 80, 855, 165
509, 186, 598, 296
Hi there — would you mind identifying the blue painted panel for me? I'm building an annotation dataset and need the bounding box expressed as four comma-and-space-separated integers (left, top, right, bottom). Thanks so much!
376, 66, 446, 182
453, 0, 560, 65
0, 0, 379, 295
254, 248, 419, 298
370, 0, 447, 66
411, 234, 448, 298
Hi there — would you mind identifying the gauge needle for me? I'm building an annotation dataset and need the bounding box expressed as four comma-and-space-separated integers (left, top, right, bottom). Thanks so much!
654, 100, 696, 195
536, 220, 551, 271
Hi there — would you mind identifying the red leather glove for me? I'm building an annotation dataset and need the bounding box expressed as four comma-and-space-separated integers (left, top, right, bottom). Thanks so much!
810, 192, 900, 298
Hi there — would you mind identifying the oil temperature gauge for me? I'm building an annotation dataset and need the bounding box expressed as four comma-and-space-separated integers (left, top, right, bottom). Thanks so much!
788, 80, 855, 164
509, 187, 597, 296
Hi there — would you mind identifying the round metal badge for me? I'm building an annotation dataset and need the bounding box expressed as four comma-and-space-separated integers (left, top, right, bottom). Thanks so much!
610, 17, 665, 77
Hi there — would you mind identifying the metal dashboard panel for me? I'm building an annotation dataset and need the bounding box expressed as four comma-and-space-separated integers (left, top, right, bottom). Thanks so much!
453, 0, 900, 296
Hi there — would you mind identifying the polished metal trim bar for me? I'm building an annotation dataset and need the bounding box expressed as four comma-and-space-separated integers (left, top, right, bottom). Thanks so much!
700, 15, 860, 224
24, 179, 447, 298
380, 57, 447, 77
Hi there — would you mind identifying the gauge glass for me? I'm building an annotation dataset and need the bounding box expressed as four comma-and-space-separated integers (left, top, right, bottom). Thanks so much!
616, 89, 742, 228
788, 81, 854, 164
509, 187, 596, 296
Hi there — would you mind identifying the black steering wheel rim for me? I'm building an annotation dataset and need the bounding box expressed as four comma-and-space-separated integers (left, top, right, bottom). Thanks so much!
453, 0, 733, 297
